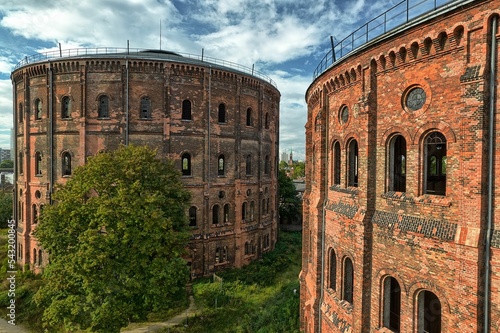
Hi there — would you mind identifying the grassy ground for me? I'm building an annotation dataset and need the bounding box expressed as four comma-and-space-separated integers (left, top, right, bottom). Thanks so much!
162, 230, 302, 333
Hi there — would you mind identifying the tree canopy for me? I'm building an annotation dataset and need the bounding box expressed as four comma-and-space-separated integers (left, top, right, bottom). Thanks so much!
34, 145, 191, 333
278, 169, 302, 224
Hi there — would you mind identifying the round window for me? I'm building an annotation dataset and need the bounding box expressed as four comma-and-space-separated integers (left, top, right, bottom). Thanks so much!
406, 87, 426, 111
339, 105, 349, 124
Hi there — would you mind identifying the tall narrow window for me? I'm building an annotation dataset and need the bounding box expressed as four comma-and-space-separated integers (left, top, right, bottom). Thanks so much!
33, 248, 37, 265
348, 139, 358, 187
32, 204, 38, 224
18, 152, 23, 174
35, 152, 42, 175
418, 291, 441, 333
389, 135, 406, 192
62, 152, 72, 176
19, 103, 23, 123
98, 95, 109, 118
246, 108, 253, 126
264, 155, 270, 174
333, 141, 341, 185
242, 202, 247, 221
265, 112, 269, 129
181, 153, 191, 176
329, 248, 337, 290
250, 201, 255, 220
223, 204, 229, 223
218, 155, 225, 176
262, 199, 266, 214
182, 99, 192, 120
246, 154, 252, 175
424, 132, 446, 195
62, 96, 71, 119
140, 97, 151, 119
189, 206, 197, 226
212, 205, 220, 224
343, 257, 354, 304
383, 276, 401, 332
215, 247, 220, 263
222, 246, 228, 262
218, 103, 226, 123
35, 99, 42, 120
38, 249, 42, 266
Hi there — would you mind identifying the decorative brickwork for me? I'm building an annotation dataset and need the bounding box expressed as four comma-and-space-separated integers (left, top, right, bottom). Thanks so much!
301, 1, 500, 332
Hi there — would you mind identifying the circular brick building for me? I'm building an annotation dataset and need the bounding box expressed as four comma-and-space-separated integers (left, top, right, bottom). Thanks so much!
301, 0, 500, 332
11, 48, 280, 278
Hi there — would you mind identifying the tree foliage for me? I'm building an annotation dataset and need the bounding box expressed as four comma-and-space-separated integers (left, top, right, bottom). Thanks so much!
34, 145, 191, 333
0, 160, 13, 168
278, 169, 301, 224
0, 191, 12, 228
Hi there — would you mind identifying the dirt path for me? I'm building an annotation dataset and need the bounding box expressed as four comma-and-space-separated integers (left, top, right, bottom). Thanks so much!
121, 295, 198, 333
0, 318, 28, 333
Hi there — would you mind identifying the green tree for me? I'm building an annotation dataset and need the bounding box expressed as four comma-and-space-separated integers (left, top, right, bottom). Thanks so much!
0, 192, 12, 228
278, 169, 301, 224
279, 160, 289, 171
292, 161, 305, 179
0, 160, 13, 168
34, 145, 191, 333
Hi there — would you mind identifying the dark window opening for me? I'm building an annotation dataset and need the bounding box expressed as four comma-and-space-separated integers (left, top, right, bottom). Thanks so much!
265, 112, 269, 129
329, 248, 336, 290
343, 258, 354, 304
140, 97, 151, 119
242, 202, 247, 221
19, 103, 23, 123
424, 132, 446, 195
218, 103, 226, 123
32, 204, 38, 224
383, 276, 401, 332
182, 153, 191, 176
246, 108, 252, 126
246, 154, 252, 175
418, 291, 441, 333
35, 152, 42, 175
98, 95, 109, 118
333, 141, 341, 185
62, 96, 71, 119
62, 152, 72, 176
182, 99, 192, 120
218, 155, 225, 176
264, 155, 270, 174
348, 140, 358, 187
389, 135, 406, 192
189, 206, 197, 227
212, 205, 220, 224
224, 204, 229, 223
35, 99, 42, 120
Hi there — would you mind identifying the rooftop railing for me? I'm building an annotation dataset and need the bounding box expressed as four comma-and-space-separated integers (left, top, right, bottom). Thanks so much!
14, 47, 277, 88
313, 0, 459, 79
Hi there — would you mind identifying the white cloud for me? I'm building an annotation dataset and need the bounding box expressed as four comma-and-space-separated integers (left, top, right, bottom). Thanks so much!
0, 79, 13, 149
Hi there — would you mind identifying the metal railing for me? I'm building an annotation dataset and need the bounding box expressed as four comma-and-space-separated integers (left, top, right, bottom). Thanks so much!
14, 47, 277, 88
313, 0, 458, 79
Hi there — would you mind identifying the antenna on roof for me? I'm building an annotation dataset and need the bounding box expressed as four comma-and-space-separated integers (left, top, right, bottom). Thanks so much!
59, 43, 62, 57
160, 19, 162, 50
330, 36, 336, 63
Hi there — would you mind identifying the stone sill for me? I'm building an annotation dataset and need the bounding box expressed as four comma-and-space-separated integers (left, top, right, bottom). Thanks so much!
381, 191, 451, 207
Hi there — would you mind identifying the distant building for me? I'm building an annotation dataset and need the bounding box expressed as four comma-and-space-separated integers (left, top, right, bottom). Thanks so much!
12, 48, 280, 276
281, 152, 288, 162
0, 148, 11, 163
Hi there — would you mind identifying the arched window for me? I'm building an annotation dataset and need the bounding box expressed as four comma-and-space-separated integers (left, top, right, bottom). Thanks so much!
19, 102, 23, 123
389, 135, 406, 192
98, 95, 109, 118
418, 291, 441, 333
266, 198, 269, 214
181, 153, 191, 176
245, 242, 249, 255
215, 247, 220, 263
189, 206, 197, 227
332, 141, 341, 185
383, 276, 401, 331
218, 103, 226, 123
32, 204, 38, 224
34, 98, 42, 120
424, 132, 446, 195
222, 246, 228, 262
62, 152, 72, 176
265, 112, 269, 129
140, 97, 151, 119
246, 108, 252, 126
223, 204, 229, 223
246, 154, 252, 175
218, 155, 225, 176
343, 257, 354, 304
35, 152, 42, 175
264, 155, 270, 174
348, 140, 358, 187
242, 202, 247, 221
33, 248, 37, 265
38, 249, 42, 266
182, 99, 192, 120
329, 248, 337, 290
262, 199, 266, 214
212, 205, 220, 224
62, 96, 71, 119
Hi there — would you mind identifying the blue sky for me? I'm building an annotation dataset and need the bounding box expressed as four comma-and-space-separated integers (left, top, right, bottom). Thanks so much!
0, 0, 398, 160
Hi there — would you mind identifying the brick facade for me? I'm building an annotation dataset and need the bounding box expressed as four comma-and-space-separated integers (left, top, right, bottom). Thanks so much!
11, 51, 280, 278
301, 0, 500, 332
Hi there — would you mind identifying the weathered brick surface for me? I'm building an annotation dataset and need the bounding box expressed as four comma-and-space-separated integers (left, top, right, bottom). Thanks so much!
302, 1, 500, 332
12, 53, 280, 277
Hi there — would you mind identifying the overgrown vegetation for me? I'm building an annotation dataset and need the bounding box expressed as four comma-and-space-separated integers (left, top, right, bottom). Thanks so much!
164, 231, 302, 333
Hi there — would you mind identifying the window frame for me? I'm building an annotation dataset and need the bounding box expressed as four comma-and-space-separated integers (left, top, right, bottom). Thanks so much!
182, 99, 192, 120
181, 153, 192, 176
98, 95, 109, 118
388, 135, 406, 192
423, 131, 447, 196
189, 206, 197, 227
35, 151, 42, 176
62, 96, 71, 119
246, 108, 253, 126
62, 151, 72, 176
347, 139, 359, 187
218, 155, 225, 176
218, 103, 226, 123
140, 96, 152, 119
343, 257, 354, 304
34, 98, 42, 120
382, 276, 401, 332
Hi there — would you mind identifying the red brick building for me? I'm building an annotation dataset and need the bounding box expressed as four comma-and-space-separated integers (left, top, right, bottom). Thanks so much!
301, 0, 500, 332
11, 49, 280, 278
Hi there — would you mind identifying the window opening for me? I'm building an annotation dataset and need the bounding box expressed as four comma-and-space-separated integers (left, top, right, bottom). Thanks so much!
383, 276, 401, 332
189, 206, 197, 227
181, 153, 191, 176
62, 96, 71, 119
418, 291, 441, 333
343, 257, 354, 304
140, 97, 151, 119
329, 248, 336, 290
424, 132, 446, 195
98, 95, 109, 118
389, 135, 406, 192
182, 99, 192, 120
218, 103, 226, 123
333, 141, 341, 185
348, 140, 358, 187
62, 152, 72, 176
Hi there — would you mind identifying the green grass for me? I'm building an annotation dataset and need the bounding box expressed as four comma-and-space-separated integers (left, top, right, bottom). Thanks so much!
162, 231, 302, 333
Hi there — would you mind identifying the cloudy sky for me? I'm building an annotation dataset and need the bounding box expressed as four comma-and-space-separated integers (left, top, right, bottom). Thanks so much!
0, 0, 399, 161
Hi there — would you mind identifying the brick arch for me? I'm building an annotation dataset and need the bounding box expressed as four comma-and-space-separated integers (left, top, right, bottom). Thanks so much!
412, 121, 456, 146
374, 269, 408, 295
329, 135, 344, 149
380, 126, 412, 146
58, 149, 74, 157
408, 280, 451, 331
343, 132, 361, 149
